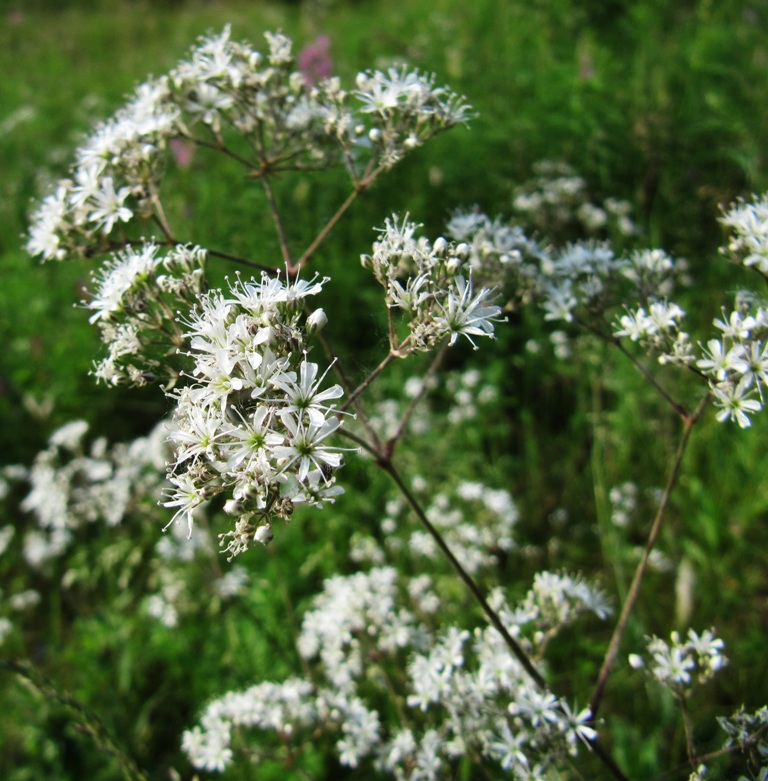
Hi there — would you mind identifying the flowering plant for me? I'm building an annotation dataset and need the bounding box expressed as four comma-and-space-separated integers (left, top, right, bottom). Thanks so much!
13, 24, 768, 781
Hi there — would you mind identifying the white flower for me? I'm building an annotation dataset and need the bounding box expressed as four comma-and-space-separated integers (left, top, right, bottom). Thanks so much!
697, 339, 748, 380
720, 194, 768, 273
87, 176, 133, 233
273, 411, 343, 483
542, 282, 578, 323
712, 378, 762, 428
435, 275, 503, 349
614, 307, 653, 341
713, 309, 755, 340
26, 185, 69, 260
270, 360, 344, 427
86, 243, 163, 323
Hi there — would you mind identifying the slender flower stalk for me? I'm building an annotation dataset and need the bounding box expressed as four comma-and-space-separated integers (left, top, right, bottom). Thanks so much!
380, 457, 547, 690
589, 394, 709, 718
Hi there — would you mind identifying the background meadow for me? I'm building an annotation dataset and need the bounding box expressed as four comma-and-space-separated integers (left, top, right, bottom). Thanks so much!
2, 0, 768, 779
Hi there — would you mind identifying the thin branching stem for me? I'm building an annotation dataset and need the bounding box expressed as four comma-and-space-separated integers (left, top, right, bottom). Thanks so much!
376, 458, 631, 781
188, 134, 256, 169
678, 694, 699, 769
341, 349, 401, 413
380, 458, 548, 690
589, 394, 710, 718
612, 338, 689, 418
149, 184, 175, 243
296, 164, 387, 271
574, 315, 688, 418
204, 247, 276, 272
650, 738, 768, 781
255, 127, 294, 270
314, 322, 382, 450
260, 171, 294, 269
386, 342, 449, 456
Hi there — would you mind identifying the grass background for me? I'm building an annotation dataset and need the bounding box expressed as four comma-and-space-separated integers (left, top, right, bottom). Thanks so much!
1, 0, 768, 778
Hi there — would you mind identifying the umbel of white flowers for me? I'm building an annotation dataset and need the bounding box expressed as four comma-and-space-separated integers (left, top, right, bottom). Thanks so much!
26, 26, 472, 264
25, 27, 486, 557
446, 193, 768, 430
163, 270, 348, 558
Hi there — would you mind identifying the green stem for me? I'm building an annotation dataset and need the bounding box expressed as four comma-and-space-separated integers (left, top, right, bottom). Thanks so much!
295, 164, 387, 271
380, 458, 548, 690
589, 394, 709, 718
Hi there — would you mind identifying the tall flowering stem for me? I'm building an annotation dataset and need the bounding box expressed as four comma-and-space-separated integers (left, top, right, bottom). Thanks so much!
589, 394, 709, 718
379, 456, 548, 690
373, 454, 630, 781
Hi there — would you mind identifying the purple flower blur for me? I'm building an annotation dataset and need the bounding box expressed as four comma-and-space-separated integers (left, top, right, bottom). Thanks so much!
298, 35, 333, 87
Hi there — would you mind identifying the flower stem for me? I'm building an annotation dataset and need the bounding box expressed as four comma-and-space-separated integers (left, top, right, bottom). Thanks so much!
380, 458, 548, 690
386, 343, 449, 456
341, 349, 399, 413
589, 395, 709, 718
260, 172, 294, 270
296, 165, 386, 271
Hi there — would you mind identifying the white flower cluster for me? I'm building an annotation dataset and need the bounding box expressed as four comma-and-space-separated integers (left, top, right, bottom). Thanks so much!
27, 27, 471, 262
629, 628, 727, 690
361, 215, 504, 351
694, 303, 768, 427
354, 66, 474, 167
528, 244, 682, 332
720, 194, 768, 274
26, 74, 179, 260
445, 210, 545, 305
613, 299, 692, 366
182, 678, 317, 771
85, 242, 207, 387
503, 571, 611, 644
601, 194, 768, 428
510, 160, 637, 241
3, 418, 253, 628
449, 181, 768, 431
3, 420, 169, 568
163, 271, 347, 557
609, 481, 638, 528
183, 559, 608, 779
446, 200, 684, 330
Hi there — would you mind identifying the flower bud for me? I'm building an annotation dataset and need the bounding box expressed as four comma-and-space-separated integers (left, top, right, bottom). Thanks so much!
254, 524, 273, 545
369, 128, 382, 143
224, 499, 244, 516
306, 308, 328, 332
